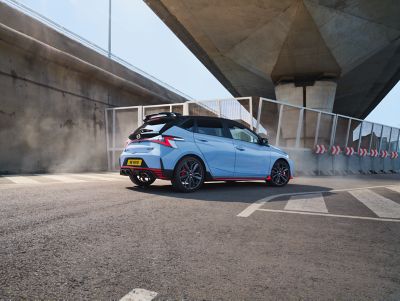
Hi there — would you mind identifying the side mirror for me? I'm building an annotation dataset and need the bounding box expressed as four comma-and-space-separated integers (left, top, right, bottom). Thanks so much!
260, 138, 269, 146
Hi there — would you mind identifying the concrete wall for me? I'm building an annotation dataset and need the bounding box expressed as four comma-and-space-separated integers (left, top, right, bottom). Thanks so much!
0, 3, 187, 174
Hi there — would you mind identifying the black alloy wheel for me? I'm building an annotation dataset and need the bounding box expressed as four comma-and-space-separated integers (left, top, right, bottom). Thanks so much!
171, 156, 205, 192
129, 171, 156, 187
269, 160, 290, 187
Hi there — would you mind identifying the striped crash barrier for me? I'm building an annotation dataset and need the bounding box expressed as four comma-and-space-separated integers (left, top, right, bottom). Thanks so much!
315, 144, 327, 154
381, 150, 389, 158
345, 146, 355, 156
331, 145, 341, 155
370, 149, 379, 157
390, 151, 398, 159
358, 148, 368, 157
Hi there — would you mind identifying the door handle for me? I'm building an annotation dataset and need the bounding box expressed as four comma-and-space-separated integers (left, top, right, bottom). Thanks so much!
235, 146, 245, 151
197, 138, 208, 142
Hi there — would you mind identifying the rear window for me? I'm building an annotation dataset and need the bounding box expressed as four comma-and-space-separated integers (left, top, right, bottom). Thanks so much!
129, 119, 176, 140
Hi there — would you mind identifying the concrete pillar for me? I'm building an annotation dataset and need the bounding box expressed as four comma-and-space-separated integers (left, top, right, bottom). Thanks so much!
274, 81, 337, 147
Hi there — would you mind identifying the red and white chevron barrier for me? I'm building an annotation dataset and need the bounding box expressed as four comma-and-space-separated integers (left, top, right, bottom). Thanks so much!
370, 149, 379, 157
315, 144, 327, 154
358, 148, 368, 157
345, 147, 355, 156
381, 150, 388, 158
390, 151, 398, 159
331, 145, 341, 155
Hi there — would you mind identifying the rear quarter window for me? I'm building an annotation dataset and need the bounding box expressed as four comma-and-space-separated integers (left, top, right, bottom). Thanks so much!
179, 119, 195, 132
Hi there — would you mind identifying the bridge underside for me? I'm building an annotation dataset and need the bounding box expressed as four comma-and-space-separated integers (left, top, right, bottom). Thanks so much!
146, 0, 400, 118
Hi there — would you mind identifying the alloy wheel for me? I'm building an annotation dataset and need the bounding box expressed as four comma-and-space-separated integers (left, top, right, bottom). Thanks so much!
178, 159, 203, 190
270, 160, 290, 186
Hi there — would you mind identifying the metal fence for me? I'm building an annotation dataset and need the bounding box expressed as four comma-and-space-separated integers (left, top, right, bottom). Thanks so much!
105, 97, 400, 174
105, 97, 253, 170
256, 98, 400, 154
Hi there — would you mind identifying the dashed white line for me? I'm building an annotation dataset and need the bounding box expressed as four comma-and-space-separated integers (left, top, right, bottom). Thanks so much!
73, 174, 122, 181
257, 208, 400, 223
3, 176, 40, 184
386, 185, 400, 194
36, 174, 86, 183
284, 193, 328, 213
119, 288, 158, 301
237, 184, 400, 218
349, 189, 400, 219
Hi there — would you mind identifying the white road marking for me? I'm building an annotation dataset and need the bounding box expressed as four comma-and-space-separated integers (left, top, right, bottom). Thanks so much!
37, 174, 86, 183
349, 189, 400, 218
257, 208, 400, 223
237, 184, 400, 218
3, 176, 40, 184
73, 174, 122, 181
386, 185, 400, 195
284, 193, 328, 213
119, 288, 158, 301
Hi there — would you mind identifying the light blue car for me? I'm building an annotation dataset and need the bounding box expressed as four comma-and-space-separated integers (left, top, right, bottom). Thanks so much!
120, 112, 294, 192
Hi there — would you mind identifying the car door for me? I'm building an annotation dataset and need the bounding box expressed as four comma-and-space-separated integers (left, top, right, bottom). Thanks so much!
193, 118, 235, 178
227, 122, 271, 178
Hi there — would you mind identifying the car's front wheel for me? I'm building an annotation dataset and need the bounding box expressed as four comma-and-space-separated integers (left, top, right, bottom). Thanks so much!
129, 171, 156, 187
269, 160, 290, 187
171, 156, 205, 192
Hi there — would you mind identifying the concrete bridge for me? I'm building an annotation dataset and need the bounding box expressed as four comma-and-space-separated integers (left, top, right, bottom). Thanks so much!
145, 0, 400, 118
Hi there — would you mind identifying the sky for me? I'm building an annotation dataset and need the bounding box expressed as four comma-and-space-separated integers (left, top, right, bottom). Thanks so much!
10, 0, 400, 128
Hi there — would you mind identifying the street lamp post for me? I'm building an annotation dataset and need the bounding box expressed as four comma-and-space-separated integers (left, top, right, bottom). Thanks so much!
108, 0, 112, 58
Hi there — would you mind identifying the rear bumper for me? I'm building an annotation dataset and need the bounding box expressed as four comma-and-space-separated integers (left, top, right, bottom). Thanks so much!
120, 166, 171, 180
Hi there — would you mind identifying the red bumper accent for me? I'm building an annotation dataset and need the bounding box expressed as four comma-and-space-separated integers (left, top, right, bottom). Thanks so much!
120, 166, 168, 180
214, 177, 267, 181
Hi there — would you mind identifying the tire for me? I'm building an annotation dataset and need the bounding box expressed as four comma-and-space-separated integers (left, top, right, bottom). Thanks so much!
171, 156, 205, 192
269, 160, 290, 187
129, 171, 156, 187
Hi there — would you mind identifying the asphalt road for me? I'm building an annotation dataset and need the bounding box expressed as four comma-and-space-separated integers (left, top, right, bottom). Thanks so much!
1, 173, 400, 300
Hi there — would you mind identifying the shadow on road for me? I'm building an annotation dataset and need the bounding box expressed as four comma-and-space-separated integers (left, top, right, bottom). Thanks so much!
126, 181, 332, 204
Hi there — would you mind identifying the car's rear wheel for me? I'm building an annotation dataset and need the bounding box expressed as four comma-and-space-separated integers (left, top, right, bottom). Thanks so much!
171, 156, 205, 192
129, 171, 156, 187
269, 160, 290, 187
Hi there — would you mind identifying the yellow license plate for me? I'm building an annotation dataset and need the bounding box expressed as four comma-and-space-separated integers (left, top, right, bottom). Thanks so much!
127, 159, 142, 166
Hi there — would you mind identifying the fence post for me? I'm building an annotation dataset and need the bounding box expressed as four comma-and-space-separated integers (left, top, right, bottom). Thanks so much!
276, 104, 283, 146
105, 109, 110, 171
295, 108, 304, 148
137, 106, 143, 127
330, 115, 338, 175
247, 97, 252, 130
368, 123, 375, 172
314, 112, 321, 147
183, 102, 189, 116
112, 109, 116, 170
256, 98, 262, 133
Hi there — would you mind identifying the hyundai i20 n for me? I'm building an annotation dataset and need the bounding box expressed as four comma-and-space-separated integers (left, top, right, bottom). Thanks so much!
120, 112, 294, 192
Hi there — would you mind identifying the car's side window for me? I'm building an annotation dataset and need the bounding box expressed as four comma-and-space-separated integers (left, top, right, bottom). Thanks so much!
228, 124, 259, 144
196, 119, 224, 137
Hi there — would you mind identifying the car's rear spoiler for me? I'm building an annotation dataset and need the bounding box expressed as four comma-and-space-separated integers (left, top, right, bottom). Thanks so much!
143, 112, 182, 123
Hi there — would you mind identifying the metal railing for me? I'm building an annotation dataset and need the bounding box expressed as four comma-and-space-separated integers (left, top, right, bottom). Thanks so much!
1, 0, 193, 100
105, 98, 253, 170
105, 97, 400, 173
256, 97, 400, 154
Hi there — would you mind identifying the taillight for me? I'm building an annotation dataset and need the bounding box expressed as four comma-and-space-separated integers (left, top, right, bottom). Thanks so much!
147, 135, 184, 148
